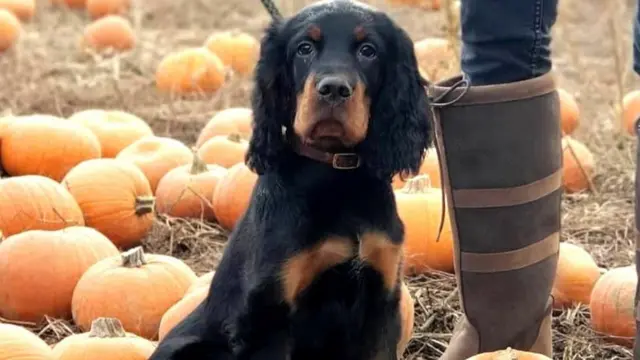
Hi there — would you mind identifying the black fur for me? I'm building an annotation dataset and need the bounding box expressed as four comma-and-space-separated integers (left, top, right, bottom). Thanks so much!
149, 1, 432, 360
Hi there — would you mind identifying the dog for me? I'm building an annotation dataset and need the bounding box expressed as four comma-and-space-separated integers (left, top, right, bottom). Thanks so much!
149, 1, 432, 359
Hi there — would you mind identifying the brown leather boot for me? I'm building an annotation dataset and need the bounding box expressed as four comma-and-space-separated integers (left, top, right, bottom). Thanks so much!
429, 72, 562, 359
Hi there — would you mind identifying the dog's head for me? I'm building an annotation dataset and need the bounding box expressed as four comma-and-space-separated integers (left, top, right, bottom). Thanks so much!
246, 0, 432, 181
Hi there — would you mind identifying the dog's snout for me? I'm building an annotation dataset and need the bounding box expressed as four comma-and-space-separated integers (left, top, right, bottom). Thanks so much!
316, 76, 353, 101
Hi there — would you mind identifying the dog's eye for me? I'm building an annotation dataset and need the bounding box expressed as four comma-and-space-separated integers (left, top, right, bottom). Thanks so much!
297, 42, 315, 56
358, 43, 377, 59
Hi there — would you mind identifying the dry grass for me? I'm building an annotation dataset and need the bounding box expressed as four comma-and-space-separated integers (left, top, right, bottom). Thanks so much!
1, 0, 639, 358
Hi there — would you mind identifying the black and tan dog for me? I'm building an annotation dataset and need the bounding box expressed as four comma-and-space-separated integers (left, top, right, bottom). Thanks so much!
149, 1, 431, 359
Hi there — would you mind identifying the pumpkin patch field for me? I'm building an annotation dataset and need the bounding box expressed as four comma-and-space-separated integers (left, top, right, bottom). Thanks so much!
0, 0, 638, 359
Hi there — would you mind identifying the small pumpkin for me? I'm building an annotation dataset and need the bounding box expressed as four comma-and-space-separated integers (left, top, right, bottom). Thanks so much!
86, 0, 130, 19
562, 136, 595, 193
0, 323, 54, 360
392, 149, 441, 189
61, 158, 155, 249
50, 0, 86, 8
155, 153, 227, 221
589, 266, 637, 347
82, 15, 135, 51
0, 0, 35, 21
158, 286, 208, 341
52, 317, 156, 360
1, 114, 102, 181
155, 47, 226, 94
197, 133, 248, 169
0, 226, 119, 323
204, 30, 260, 76
116, 136, 194, 193
395, 175, 454, 274
72, 246, 197, 340
195, 107, 253, 147
0, 9, 20, 52
557, 88, 579, 135
397, 282, 414, 357
622, 89, 640, 136
212, 162, 258, 231
414, 38, 455, 82
186, 271, 215, 295
68, 109, 153, 158
466, 347, 551, 359
0, 175, 84, 237
551, 242, 602, 309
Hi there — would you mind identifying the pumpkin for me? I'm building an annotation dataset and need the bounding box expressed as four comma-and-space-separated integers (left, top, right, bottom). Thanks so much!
385, 0, 440, 10
397, 282, 414, 357
68, 109, 153, 158
204, 30, 260, 76
82, 15, 135, 51
158, 286, 208, 341
212, 162, 258, 231
86, 0, 130, 19
197, 133, 248, 169
1, 114, 102, 181
392, 149, 441, 190
589, 266, 637, 347
116, 136, 194, 193
195, 107, 253, 147
562, 136, 595, 193
0, 226, 119, 323
0, 9, 20, 52
186, 271, 215, 295
466, 347, 551, 359
414, 38, 455, 82
622, 89, 640, 136
0, 175, 84, 237
0, 323, 54, 360
52, 317, 156, 359
61, 158, 155, 249
551, 242, 601, 309
0, 0, 35, 21
72, 246, 197, 340
557, 88, 579, 135
50, 0, 86, 8
155, 47, 226, 94
155, 153, 227, 221
395, 175, 454, 274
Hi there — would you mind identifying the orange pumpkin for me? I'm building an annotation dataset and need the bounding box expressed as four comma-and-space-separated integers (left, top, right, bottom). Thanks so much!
414, 38, 455, 82
0, 0, 35, 21
1, 114, 102, 181
186, 271, 215, 295
589, 266, 637, 347
155, 47, 226, 94
204, 30, 260, 76
0, 226, 119, 323
557, 88, 579, 135
562, 136, 595, 193
466, 347, 551, 359
0, 323, 55, 359
50, 0, 86, 8
158, 286, 208, 341
116, 136, 194, 193
72, 246, 197, 340
0, 175, 84, 237
68, 109, 153, 158
195, 107, 253, 147
395, 175, 454, 274
197, 133, 248, 169
551, 242, 602, 309
86, 0, 130, 19
155, 153, 227, 221
0, 9, 20, 52
392, 149, 441, 189
82, 15, 135, 51
61, 158, 155, 249
397, 282, 414, 357
52, 317, 156, 360
212, 162, 258, 231
623, 89, 640, 136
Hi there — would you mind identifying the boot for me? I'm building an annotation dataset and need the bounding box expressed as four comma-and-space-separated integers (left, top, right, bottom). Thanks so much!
429, 72, 562, 359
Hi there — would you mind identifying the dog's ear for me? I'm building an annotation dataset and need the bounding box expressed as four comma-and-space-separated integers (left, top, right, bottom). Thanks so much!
358, 19, 432, 182
245, 19, 295, 175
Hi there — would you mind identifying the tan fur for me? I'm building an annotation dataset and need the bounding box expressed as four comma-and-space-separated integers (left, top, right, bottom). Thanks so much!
358, 232, 402, 292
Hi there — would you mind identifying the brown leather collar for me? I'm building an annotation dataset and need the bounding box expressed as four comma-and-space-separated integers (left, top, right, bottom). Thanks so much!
289, 136, 362, 170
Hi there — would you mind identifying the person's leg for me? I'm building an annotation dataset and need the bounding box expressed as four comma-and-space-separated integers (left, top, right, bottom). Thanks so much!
430, 1, 561, 359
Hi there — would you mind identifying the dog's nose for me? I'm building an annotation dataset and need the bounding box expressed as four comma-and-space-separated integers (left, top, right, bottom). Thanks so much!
316, 76, 353, 100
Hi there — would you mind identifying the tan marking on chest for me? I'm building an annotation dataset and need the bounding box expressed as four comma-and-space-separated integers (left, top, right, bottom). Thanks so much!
358, 232, 402, 292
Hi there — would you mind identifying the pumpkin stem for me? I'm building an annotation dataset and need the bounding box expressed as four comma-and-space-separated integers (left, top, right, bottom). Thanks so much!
400, 175, 432, 194
88, 317, 127, 338
189, 151, 209, 175
121, 246, 146, 267
227, 133, 243, 143
135, 196, 155, 216
495, 347, 518, 360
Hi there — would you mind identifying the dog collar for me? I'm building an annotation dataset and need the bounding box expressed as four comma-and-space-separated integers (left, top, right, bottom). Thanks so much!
290, 136, 362, 170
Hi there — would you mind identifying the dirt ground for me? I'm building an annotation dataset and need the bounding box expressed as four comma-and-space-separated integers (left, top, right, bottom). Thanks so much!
1, 0, 639, 358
